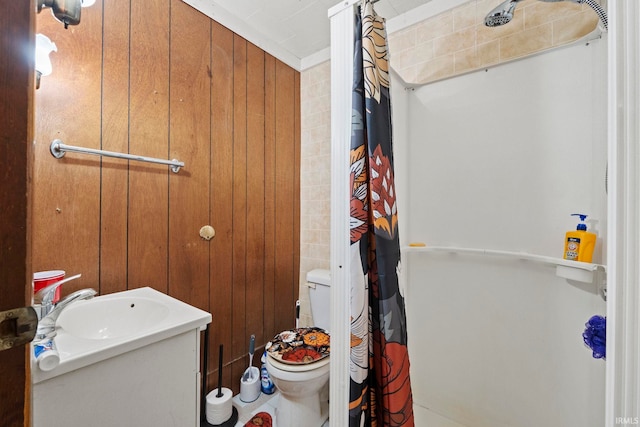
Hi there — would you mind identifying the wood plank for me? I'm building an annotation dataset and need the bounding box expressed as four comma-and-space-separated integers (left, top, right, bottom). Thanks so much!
245, 42, 266, 345
274, 60, 296, 333
33, 2, 102, 296
168, 0, 211, 311
100, 0, 130, 295
127, 0, 170, 293
263, 54, 277, 340
232, 34, 248, 385
210, 20, 235, 390
0, 1, 33, 424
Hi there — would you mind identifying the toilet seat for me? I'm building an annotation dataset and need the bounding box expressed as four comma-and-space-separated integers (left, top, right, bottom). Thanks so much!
267, 352, 330, 372
266, 353, 330, 383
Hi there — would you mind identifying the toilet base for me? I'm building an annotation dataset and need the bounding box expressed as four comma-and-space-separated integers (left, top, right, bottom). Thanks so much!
275, 383, 328, 427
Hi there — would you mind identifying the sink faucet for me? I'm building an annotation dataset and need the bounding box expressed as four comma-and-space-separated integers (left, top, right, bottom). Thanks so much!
35, 288, 97, 340
34, 273, 82, 319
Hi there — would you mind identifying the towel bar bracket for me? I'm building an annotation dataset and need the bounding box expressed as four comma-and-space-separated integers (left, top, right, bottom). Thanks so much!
49, 140, 65, 159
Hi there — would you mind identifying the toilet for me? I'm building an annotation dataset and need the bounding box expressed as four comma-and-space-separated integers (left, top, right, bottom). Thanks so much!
265, 269, 331, 427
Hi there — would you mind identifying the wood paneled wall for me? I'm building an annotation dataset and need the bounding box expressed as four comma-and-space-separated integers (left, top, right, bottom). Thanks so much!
33, 0, 300, 393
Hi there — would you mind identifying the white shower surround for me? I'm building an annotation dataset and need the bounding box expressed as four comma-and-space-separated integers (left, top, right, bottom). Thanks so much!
330, 1, 640, 426
396, 38, 607, 426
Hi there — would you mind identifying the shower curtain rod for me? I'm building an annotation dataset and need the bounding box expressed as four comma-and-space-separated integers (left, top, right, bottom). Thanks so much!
49, 139, 185, 173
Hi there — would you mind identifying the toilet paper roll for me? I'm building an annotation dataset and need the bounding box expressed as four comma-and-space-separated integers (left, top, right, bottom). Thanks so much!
206, 388, 233, 425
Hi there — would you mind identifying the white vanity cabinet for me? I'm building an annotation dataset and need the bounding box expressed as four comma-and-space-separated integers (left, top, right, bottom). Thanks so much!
32, 287, 211, 427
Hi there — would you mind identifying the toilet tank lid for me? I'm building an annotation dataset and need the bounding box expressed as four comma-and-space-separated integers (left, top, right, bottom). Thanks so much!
306, 269, 331, 287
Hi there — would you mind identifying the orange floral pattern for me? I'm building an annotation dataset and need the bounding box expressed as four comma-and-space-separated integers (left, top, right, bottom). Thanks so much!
281, 347, 322, 363
350, 142, 369, 244
303, 330, 330, 347
244, 412, 272, 427
370, 145, 398, 240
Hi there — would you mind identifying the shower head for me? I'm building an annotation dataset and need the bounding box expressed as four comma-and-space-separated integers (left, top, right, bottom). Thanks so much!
484, 0, 522, 27
484, 0, 608, 30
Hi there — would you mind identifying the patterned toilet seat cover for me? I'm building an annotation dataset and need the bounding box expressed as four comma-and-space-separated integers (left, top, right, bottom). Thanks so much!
266, 326, 330, 365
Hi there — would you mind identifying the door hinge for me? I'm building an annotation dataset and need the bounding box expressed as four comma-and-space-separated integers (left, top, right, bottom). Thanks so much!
0, 306, 38, 351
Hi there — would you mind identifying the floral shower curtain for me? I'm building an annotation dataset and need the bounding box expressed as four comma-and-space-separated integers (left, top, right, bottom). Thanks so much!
348, 1, 414, 426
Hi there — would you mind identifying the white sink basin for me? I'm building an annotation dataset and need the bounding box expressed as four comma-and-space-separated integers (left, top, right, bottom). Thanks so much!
32, 287, 211, 384
57, 296, 171, 340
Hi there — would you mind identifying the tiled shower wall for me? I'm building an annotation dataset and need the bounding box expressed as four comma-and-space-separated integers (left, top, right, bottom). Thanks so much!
299, 61, 332, 327
298, 0, 604, 325
389, 0, 602, 85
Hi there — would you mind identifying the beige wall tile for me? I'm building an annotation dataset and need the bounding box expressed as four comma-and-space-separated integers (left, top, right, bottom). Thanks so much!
301, 111, 330, 135
523, 1, 581, 30
404, 65, 419, 84
301, 139, 328, 160
392, 40, 434, 71
416, 53, 455, 84
299, 257, 330, 274
434, 26, 477, 58
394, 64, 418, 85
553, 10, 599, 45
478, 39, 500, 67
389, 27, 417, 53
306, 124, 331, 145
306, 159, 327, 185
300, 183, 326, 201
300, 243, 330, 261
303, 81, 330, 100
416, 12, 453, 43
300, 58, 331, 324
301, 229, 330, 245
302, 95, 331, 116
300, 163, 331, 188
500, 22, 553, 61
454, 2, 479, 31
454, 46, 480, 74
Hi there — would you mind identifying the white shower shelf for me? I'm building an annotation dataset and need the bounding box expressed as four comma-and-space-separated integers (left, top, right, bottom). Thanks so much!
402, 245, 606, 286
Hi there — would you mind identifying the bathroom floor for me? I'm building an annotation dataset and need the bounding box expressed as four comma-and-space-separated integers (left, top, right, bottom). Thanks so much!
231, 392, 330, 427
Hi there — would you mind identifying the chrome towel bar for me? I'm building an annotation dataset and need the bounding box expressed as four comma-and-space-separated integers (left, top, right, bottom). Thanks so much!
49, 139, 184, 173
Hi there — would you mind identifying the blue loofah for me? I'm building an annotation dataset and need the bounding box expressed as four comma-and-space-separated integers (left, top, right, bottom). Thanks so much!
583, 315, 606, 359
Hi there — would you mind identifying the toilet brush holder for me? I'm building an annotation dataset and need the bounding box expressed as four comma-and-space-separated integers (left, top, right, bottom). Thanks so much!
239, 367, 261, 403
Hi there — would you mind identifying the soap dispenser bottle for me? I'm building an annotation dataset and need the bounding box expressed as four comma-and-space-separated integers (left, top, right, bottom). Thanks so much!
563, 214, 596, 263
260, 351, 274, 395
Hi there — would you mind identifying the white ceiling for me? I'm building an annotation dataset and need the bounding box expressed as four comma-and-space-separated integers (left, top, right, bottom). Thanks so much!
183, 0, 470, 70
207, 0, 431, 58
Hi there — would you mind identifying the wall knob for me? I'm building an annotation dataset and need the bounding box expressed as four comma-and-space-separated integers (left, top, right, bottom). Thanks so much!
199, 225, 215, 241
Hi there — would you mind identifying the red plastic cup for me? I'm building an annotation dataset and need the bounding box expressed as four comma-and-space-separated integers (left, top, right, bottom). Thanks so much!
33, 270, 65, 303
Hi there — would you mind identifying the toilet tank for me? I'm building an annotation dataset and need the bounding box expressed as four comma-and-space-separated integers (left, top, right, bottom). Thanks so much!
306, 269, 331, 332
